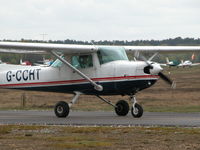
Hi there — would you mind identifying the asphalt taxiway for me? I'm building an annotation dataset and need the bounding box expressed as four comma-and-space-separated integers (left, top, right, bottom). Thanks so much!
0, 110, 200, 127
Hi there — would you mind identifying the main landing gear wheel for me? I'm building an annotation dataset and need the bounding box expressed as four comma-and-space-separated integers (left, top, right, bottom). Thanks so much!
131, 103, 143, 118
115, 100, 129, 116
54, 101, 69, 118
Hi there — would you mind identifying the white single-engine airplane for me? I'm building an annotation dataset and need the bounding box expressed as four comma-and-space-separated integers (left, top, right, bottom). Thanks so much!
0, 42, 200, 118
178, 60, 200, 67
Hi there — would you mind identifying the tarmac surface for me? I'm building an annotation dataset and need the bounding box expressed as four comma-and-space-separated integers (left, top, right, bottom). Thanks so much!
0, 110, 200, 127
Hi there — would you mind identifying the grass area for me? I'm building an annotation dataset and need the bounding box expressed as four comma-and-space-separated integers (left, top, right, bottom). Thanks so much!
0, 66, 200, 112
1, 125, 200, 150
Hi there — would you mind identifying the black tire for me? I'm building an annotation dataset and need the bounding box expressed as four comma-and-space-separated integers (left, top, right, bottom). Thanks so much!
115, 100, 129, 116
131, 103, 143, 118
54, 101, 69, 118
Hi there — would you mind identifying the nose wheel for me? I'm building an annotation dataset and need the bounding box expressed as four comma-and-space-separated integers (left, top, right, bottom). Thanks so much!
130, 95, 143, 118
131, 103, 143, 118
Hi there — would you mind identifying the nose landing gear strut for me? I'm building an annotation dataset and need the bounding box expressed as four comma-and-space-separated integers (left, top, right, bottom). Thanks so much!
130, 95, 143, 118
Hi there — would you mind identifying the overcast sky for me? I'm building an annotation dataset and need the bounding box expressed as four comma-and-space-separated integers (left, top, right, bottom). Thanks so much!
0, 0, 199, 41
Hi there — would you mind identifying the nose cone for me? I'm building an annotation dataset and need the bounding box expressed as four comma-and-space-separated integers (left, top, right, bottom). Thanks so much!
150, 63, 163, 75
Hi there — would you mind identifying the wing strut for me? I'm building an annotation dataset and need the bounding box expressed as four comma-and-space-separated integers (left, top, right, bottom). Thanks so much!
50, 51, 103, 91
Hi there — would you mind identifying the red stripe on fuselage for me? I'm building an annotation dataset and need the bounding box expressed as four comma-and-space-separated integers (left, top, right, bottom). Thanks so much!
0, 75, 159, 87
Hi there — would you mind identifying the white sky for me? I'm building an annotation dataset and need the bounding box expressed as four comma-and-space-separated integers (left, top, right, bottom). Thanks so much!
0, 0, 200, 41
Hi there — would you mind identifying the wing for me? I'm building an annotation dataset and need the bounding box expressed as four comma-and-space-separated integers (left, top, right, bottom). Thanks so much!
159, 63, 168, 67
1, 42, 200, 54
191, 63, 200, 66
0, 42, 97, 54
124, 46, 200, 53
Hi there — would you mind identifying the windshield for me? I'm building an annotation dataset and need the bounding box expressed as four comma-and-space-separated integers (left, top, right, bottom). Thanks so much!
97, 47, 128, 64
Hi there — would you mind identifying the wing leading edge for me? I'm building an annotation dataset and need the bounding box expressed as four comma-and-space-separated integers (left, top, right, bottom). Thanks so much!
0, 42, 97, 54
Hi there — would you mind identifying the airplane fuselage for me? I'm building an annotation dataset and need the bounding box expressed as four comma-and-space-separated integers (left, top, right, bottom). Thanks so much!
0, 60, 159, 95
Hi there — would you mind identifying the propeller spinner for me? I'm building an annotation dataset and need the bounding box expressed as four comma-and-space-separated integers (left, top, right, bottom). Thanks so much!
140, 54, 176, 89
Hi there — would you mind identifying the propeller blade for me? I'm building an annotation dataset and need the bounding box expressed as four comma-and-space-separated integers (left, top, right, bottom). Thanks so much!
139, 54, 153, 67
139, 53, 158, 66
158, 72, 176, 89
148, 52, 158, 61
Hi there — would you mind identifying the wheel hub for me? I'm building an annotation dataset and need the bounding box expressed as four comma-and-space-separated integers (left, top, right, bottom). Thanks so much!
117, 105, 123, 112
133, 107, 139, 115
57, 106, 64, 114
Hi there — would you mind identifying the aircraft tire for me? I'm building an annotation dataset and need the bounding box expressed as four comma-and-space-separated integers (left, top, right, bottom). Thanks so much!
54, 101, 69, 118
115, 100, 129, 116
131, 103, 143, 118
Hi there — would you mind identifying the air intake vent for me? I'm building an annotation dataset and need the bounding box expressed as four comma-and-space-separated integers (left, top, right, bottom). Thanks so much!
143, 66, 153, 74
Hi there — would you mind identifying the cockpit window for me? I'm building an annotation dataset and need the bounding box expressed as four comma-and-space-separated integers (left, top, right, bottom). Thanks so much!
71, 54, 93, 68
97, 47, 128, 64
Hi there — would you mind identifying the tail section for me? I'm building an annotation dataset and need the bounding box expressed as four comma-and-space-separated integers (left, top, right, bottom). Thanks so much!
191, 53, 195, 61
166, 57, 170, 64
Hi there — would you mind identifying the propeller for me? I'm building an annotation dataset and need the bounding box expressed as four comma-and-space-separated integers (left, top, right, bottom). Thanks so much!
158, 72, 176, 89
139, 53, 176, 89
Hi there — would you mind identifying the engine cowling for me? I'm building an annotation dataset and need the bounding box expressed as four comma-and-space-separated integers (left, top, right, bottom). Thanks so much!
143, 62, 163, 75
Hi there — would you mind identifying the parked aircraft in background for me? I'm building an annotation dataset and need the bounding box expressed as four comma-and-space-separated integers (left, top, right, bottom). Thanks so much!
162, 53, 200, 67
0, 42, 200, 118
34, 57, 54, 67
178, 60, 200, 67
165, 57, 180, 67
